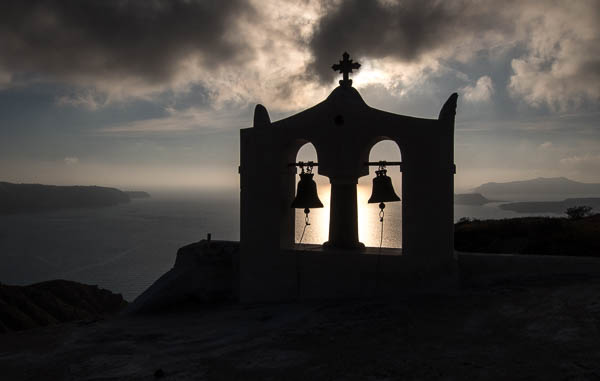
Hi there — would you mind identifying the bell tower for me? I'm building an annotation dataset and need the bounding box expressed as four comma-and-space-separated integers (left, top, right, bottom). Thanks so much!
239, 53, 458, 303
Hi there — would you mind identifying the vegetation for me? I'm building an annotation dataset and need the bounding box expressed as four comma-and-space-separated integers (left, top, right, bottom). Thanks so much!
455, 214, 600, 256
565, 205, 593, 219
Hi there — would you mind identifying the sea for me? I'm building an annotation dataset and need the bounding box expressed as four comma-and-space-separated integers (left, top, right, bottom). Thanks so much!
0, 186, 567, 301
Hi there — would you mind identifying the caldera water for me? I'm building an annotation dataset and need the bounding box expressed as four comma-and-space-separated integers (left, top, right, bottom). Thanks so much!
0, 186, 562, 301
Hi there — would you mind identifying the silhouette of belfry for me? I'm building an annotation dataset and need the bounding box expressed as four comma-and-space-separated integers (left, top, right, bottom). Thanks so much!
239, 52, 458, 302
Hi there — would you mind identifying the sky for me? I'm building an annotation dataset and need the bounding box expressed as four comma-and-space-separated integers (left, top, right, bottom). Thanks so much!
0, 0, 599, 192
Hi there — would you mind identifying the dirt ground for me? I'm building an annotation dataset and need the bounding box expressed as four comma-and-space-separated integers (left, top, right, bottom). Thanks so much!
1, 277, 600, 380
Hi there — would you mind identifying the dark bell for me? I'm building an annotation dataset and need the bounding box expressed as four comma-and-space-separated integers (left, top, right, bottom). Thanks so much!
368, 169, 401, 204
291, 172, 324, 209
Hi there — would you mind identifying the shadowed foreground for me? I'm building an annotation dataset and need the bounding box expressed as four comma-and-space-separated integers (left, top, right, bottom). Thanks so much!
1, 276, 599, 380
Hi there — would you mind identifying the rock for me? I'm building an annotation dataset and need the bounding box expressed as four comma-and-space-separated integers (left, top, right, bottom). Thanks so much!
126, 240, 239, 314
0, 280, 127, 332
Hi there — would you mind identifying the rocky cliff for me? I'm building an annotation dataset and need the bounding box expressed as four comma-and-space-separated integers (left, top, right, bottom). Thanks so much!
0, 280, 127, 332
0, 182, 131, 214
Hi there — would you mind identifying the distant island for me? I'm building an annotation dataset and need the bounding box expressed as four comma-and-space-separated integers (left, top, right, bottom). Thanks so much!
454, 193, 494, 205
124, 191, 151, 199
500, 198, 600, 214
474, 177, 600, 197
0, 182, 136, 214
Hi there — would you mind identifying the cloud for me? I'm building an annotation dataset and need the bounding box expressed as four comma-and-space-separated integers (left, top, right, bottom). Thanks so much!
307, 0, 515, 84
508, 1, 600, 110
56, 91, 106, 110
0, 0, 598, 112
0, 0, 254, 98
308, 0, 600, 110
559, 153, 600, 172
1, 159, 237, 189
98, 106, 251, 135
538, 141, 553, 150
461, 76, 494, 102
0, 70, 10, 88
0, 0, 331, 110
64, 156, 79, 165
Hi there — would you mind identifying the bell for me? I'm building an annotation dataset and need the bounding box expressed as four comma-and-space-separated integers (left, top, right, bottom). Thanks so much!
291, 172, 324, 209
368, 169, 401, 204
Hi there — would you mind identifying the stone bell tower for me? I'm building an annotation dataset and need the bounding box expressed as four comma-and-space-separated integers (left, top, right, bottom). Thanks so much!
239, 53, 458, 303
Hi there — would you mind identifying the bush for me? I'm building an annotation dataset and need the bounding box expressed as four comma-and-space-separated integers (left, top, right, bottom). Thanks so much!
565, 205, 593, 219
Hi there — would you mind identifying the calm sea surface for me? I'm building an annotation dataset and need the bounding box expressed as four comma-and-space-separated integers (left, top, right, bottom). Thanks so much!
0, 187, 564, 301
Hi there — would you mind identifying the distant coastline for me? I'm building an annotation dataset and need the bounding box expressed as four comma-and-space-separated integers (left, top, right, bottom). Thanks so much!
0, 182, 147, 214
474, 177, 600, 197
124, 191, 151, 199
454, 193, 495, 205
499, 198, 600, 214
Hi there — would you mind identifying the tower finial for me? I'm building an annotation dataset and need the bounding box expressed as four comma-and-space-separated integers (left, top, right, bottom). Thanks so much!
331, 52, 361, 87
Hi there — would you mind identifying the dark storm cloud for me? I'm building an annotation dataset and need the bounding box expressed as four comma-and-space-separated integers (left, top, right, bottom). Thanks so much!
0, 0, 253, 84
308, 0, 515, 83
0, 0, 598, 110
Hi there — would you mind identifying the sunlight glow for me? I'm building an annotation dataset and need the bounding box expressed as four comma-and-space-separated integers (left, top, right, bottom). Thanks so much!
294, 183, 402, 247
352, 66, 390, 88
294, 184, 330, 244
293, 140, 402, 248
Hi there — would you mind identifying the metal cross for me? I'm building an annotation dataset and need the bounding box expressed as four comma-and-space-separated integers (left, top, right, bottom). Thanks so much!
331, 52, 361, 87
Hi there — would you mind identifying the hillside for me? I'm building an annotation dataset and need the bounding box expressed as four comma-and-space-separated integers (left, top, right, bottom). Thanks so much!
474, 177, 600, 197
0, 182, 130, 214
454, 214, 600, 256
0, 280, 127, 332
454, 193, 493, 205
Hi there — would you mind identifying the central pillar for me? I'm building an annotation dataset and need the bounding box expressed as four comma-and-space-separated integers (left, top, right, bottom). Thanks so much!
324, 177, 364, 250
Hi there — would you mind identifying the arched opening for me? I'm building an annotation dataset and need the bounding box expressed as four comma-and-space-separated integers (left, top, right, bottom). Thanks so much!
358, 140, 402, 248
294, 142, 330, 244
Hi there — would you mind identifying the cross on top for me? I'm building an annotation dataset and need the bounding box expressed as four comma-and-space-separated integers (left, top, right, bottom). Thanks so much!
332, 52, 361, 87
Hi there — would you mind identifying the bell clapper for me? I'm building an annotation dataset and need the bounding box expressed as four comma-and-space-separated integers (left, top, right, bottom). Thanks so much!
378, 202, 385, 249
297, 163, 311, 245
298, 207, 310, 245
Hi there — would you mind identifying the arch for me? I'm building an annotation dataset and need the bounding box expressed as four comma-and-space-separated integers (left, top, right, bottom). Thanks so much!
283, 138, 325, 174
358, 138, 403, 249
296, 141, 321, 166
292, 142, 329, 244
358, 135, 403, 172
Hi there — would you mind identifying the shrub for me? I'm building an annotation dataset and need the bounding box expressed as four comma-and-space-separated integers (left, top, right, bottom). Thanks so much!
457, 217, 472, 224
565, 205, 593, 219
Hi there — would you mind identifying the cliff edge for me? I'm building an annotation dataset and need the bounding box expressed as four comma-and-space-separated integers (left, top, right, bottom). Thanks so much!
0, 280, 127, 332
